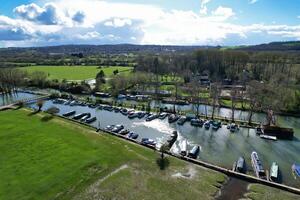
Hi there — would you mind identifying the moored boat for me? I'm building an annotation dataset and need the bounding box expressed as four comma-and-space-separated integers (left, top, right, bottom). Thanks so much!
270, 162, 279, 182
212, 121, 221, 130
180, 140, 188, 156
188, 145, 200, 159
292, 163, 300, 178
177, 116, 187, 125
85, 117, 97, 124
158, 112, 168, 120
146, 114, 158, 121
62, 110, 76, 117
72, 113, 90, 120
168, 114, 179, 123
112, 125, 124, 133
80, 114, 91, 121
190, 119, 203, 127
260, 134, 277, 141
251, 151, 266, 179
119, 129, 130, 135
128, 132, 139, 139
229, 123, 238, 133
141, 138, 157, 146
236, 157, 245, 173
204, 121, 210, 130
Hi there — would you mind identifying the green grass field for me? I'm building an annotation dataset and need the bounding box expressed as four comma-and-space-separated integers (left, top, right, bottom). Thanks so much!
0, 109, 226, 200
19, 66, 133, 80
1, 109, 299, 200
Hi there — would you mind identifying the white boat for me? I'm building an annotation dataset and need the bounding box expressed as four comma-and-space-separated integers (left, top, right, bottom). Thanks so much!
180, 140, 188, 156
260, 135, 277, 141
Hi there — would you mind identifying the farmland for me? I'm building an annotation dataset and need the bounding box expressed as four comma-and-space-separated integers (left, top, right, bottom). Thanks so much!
19, 66, 133, 81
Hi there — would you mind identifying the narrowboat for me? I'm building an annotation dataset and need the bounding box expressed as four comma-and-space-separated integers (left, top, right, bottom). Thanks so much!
62, 110, 76, 117
73, 113, 89, 120
260, 134, 277, 141
85, 117, 97, 124
80, 114, 91, 121
251, 151, 266, 179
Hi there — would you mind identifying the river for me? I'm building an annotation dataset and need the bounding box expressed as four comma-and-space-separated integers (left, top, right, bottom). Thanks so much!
1, 91, 300, 188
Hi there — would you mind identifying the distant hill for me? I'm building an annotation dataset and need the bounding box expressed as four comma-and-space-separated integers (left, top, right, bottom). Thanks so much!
237, 41, 300, 51
0, 44, 214, 55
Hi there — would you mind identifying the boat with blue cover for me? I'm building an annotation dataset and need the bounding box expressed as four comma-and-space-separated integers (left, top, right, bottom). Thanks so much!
292, 163, 300, 179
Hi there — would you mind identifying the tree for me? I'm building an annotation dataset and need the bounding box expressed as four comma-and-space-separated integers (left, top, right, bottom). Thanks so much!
36, 99, 44, 112
210, 83, 221, 119
113, 69, 119, 75
95, 70, 106, 91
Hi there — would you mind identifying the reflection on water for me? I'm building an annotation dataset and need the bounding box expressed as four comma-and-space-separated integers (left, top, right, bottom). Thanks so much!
0, 92, 39, 106
2, 92, 300, 187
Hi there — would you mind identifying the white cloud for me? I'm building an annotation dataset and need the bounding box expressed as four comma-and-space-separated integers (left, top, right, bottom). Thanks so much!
297, 16, 300, 19
249, 0, 258, 4
200, 0, 211, 15
0, 0, 299, 47
211, 6, 235, 21
104, 18, 132, 27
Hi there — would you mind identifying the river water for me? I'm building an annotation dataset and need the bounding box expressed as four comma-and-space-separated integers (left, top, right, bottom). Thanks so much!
2, 92, 300, 188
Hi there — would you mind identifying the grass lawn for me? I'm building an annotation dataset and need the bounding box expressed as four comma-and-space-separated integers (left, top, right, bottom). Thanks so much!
245, 184, 300, 200
19, 66, 133, 80
0, 109, 226, 200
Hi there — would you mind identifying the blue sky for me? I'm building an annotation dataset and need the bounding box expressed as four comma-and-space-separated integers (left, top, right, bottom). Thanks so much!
0, 0, 300, 47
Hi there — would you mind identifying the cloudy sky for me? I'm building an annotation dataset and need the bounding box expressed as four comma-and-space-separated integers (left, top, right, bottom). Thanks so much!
0, 0, 300, 47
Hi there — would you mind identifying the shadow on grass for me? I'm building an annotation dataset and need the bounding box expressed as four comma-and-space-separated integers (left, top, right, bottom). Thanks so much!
27, 110, 40, 116
156, 157, 170, 170
41, 115, 54, 122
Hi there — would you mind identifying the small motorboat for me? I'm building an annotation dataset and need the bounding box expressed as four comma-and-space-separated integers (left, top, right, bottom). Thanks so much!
119, 129, 130, 135
158, 112, 168, 120
180, 140, 188, 156
146, 114, 158, 122
212, 121, 222, 130
177, 116, 187, 125
128, 132, 139, 139
141, 138, 157, 146
128, 112, 139, 119
105, 125, 115, 131
229, 123, 238, 133
190, 119, 203, 127
235, 157, 245, 173
111, 125, 124, 133
270, 162, 279, 182
204, 121, 210, 130
188, 145, 200, 159
168, 114, 179, 123
137, 112, 146, 119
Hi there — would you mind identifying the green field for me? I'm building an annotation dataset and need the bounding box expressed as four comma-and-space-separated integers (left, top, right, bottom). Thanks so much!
1, 109, 299, 200
0, 109, 225, 200
19, 66, 133, 80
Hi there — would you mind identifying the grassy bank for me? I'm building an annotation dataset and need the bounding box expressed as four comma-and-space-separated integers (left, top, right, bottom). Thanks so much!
245, 184, 300, 200
19, 66, 133, 80
0, 109, 225, 200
